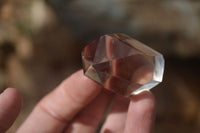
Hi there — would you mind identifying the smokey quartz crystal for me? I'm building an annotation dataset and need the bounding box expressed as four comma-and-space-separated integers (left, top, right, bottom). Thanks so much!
82, 33, 164, 96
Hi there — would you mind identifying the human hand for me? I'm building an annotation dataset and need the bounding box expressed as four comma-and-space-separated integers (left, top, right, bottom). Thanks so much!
0, 70, 156, 133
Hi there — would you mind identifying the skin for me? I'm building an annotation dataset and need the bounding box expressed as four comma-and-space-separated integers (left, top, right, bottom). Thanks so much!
0, 70, 156, 133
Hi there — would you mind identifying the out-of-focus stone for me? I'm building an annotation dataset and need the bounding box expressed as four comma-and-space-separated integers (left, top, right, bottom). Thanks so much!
16, 37, 33, 60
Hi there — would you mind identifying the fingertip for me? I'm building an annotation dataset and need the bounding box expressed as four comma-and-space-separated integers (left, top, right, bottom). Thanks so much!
3, 87, 21, 96
3, 88, 23, 108
73, 69, 100, 85
131, 91, 156, 108
125, 91, 156, 133
61, 69, 102, 92
131, 91, 156, 116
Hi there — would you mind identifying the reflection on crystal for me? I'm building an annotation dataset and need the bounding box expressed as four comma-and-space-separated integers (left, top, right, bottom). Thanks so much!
82, 33, 164, 96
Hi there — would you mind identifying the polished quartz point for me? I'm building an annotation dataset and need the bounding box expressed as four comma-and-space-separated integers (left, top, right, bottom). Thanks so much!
82, 33, 164, 96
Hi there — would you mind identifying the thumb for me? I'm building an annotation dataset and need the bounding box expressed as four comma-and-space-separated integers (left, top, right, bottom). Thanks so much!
0, 88, 23, 132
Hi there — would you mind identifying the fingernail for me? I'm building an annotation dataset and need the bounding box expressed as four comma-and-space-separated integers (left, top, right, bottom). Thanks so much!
0, 89, 6, 95
0, 88, 11, 95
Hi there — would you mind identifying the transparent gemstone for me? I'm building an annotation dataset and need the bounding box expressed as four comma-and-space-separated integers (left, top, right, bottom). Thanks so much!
82, 33, 164, 96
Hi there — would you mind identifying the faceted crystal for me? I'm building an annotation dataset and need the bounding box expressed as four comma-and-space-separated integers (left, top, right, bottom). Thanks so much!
82, 33, 164, 96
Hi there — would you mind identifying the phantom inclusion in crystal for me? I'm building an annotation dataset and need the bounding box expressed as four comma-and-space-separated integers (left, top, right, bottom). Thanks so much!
82, 33, 164, 96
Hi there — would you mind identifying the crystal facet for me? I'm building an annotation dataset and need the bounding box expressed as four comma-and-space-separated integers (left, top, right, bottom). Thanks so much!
82, 33, 164, 96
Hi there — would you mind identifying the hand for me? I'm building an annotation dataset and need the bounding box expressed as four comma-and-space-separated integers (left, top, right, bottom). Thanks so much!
0, 70, 156, 133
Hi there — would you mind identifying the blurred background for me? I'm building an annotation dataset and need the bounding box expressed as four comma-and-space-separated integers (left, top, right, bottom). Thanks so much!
0, 0, 200, 132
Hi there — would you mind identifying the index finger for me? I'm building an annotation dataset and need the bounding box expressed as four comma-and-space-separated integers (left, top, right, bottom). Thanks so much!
17, 70, 102, 133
